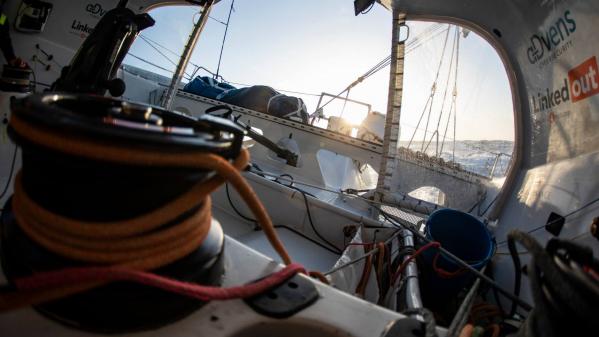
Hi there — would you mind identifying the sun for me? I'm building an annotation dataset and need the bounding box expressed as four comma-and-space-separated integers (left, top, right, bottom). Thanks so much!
340, 109, 368, 126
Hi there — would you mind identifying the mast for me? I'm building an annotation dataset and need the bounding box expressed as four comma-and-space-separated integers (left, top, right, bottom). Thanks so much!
375, 7, 407, 200
162, 0, 214, 109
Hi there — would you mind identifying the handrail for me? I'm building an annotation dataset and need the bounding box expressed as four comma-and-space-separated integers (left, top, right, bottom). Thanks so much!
316, 92, 372, 113
310, 92, 372, 125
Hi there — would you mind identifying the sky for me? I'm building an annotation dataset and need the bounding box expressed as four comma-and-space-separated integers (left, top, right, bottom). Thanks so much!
124, 0, 514, 141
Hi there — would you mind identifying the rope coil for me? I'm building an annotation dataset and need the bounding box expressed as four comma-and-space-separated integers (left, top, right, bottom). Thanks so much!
0, 112, 296, 312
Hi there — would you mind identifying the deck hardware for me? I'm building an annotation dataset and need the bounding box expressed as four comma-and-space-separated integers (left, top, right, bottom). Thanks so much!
245, 273, 318, 318
545, 212, 565, 236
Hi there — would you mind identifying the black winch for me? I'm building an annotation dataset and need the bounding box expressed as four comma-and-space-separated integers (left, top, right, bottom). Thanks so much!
0, 92, 244, 333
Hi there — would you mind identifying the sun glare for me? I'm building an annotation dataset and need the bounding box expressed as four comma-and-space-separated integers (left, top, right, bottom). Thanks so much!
341, 109, 368, 125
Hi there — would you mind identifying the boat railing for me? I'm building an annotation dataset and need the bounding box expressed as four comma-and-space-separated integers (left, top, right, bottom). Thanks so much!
311, 92, 373, 123
487, 152, 512, 178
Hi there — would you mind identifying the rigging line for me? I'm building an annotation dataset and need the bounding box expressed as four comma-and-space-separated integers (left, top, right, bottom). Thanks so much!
259, 171, 342, 254
237, 169, 342, 254
339, 88, 351, 118
291, 186, 343, 254
316, 83, 359, 114
225, 181, 341, 255
467, 194, 485, 214
359, 24, 448, 79
397, 22, 445, 55
420, 91, 436, 151
208, 15, 227, 25
139, 34, 206, 72
137, 36, 195, 81
137, 35, 195, 80
225, 183, 256, 224
215, 0, 235, 79
137, 35, 197, 79
415, 23, 446, 40
373, 29, 448, 74
496, 232, 595, 255
334, 242, 412, 295
453, 28, 460, 161
439, 28, 460, 156
496, 196, 599, 246
421, 26, 451, 151
407, 23, 446, 44
324, 228, 403, 276
391, 241, 440, 285
405, 28, 452, 149
248, 169, 348, 195
432, 26, 458, 156
315, 25, 449, 115
246, 168, 427, 215
429, 24, 452, 81
139, 34, 180, 58
439, 102, 455, 156
276, 224, 342, 255
406, 96, 433, 150
138, 35, 179, 68
403, 26, 450, 68
190, 65, 225, 82
404, 24, 447, 54
405, 32, 460, 150
126, 53, 176, 75
422, 130, 439, 154
362, 57, 391, 79
360, 25, 445, 78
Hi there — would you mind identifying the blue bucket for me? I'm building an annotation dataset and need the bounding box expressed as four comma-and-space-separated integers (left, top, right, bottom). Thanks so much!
422, 209, 495, 297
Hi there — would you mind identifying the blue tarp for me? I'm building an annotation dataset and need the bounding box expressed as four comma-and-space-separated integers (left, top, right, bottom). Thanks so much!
183, 78, 308, 123
183, 76, 236, 99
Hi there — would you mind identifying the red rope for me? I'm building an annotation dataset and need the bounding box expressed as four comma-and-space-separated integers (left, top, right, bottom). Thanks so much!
432, 253, 466, 278
584, 265, 599, 281
391, 242, 440, 285
14, 263, 306, 301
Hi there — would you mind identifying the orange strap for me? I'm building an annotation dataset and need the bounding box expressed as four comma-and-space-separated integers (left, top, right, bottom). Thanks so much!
355, 244, 373, 297
375, 242, 386, 289
459, 324, 474, 337
12, 173, 212, 268
308, 271, 330, 284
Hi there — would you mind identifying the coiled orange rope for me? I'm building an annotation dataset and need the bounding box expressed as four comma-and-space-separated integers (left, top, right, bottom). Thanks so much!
0, 113, 294, 311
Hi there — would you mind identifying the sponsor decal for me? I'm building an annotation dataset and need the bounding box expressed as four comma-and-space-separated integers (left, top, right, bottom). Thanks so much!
86, 3, 107, 18
531, 56, 599, 112
70, 19, 94, 38
568, 56, 599, 102
526, 10, 576, 66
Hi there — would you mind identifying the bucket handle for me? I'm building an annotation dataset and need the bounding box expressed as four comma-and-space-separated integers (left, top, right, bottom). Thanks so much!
432, 253, 467, 279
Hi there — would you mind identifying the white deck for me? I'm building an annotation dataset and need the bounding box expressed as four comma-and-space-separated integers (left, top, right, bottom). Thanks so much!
213, 207, 341, 272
